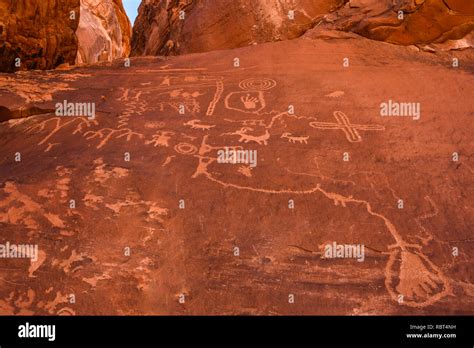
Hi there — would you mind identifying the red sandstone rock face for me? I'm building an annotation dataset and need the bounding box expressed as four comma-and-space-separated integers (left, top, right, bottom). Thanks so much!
76, 0, 132, 65
0, 0, 80, 73
325, 0, 474, 47
131, 0, 474, 56
0, 32, 473, 315
0, 0, 131, 73
131, 0, 346, 56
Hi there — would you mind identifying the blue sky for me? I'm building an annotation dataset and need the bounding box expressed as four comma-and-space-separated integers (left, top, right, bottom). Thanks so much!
123, 0, 141, 25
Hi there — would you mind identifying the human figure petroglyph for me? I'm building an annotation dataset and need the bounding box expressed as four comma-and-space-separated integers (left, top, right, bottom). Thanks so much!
281, 132, 309, 144
145, 131, 175, 148
132, 74, 223, 118
117, 88, 130, 102
310, 111, 385, 143
184, 119, 216, 131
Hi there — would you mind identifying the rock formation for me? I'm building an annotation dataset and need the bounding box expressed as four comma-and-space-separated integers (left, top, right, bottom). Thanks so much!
0, 0, 131, 73
0, 30, 473, 314
0, 0, 80, 73
324, 0, 474, 48
131, 0, 346, 56
76, 0, 132, 65
131, 0, 474, 56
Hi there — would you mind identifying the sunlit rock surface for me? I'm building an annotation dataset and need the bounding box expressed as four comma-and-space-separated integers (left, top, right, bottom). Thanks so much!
76, 0, 132, 65
0, 30, 472, 314
131, 0, 346, 56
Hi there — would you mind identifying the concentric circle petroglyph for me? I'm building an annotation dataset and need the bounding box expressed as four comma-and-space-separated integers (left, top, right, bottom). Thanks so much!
174, 142, 198, 155
239, 78, 276, 91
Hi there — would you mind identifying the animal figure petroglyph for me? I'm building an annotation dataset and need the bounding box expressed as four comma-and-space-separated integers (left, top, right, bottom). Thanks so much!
281, 132, 308, 144
223, 127, 270, 145
184, 119, 216, 131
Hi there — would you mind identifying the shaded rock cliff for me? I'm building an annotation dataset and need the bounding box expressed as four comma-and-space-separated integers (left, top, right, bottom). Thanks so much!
0, 0, 80, 72
0, 0, 132, 72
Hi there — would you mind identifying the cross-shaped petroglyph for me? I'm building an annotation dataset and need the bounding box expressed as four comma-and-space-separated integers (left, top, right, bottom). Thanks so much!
309, 111, 385, 142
